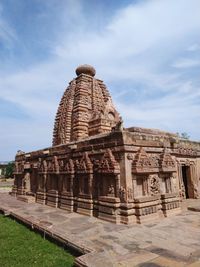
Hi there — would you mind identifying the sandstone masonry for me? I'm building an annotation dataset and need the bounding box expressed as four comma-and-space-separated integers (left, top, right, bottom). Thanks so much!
11, 65, 200, 224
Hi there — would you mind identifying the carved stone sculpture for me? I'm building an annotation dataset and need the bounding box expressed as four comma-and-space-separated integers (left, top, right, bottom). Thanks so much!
149, 175, 160, 195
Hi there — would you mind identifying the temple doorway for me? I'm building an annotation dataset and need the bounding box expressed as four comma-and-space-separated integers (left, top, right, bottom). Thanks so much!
182, 166, 191, 198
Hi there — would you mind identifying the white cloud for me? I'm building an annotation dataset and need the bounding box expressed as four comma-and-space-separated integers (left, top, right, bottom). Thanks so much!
0, 4, 17, 46
187, 43, 200, 52
1, 0, 200, 160
53, 0, 200, 65
172, 58, 200, 69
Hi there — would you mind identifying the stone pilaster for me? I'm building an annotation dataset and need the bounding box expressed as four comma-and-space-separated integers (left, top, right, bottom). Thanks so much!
72, 74, 92, 141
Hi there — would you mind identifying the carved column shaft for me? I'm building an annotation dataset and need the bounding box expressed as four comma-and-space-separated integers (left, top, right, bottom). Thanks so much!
43, 173, 47, 192
88, 173, 93, 197
116, 174, 120, 197
70, 173, 74, 194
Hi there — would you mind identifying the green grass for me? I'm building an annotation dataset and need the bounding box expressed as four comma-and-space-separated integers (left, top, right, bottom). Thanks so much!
0, 215, 74, 267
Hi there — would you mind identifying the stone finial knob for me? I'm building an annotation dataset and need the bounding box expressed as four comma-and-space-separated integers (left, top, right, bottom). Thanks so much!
75, 64, 96, 77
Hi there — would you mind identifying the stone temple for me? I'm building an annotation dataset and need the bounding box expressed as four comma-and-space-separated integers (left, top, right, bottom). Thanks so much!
12, 64, 200, 224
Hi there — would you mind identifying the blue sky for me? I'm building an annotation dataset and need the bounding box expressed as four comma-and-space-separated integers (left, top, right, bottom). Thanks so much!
0, 0, 200, 161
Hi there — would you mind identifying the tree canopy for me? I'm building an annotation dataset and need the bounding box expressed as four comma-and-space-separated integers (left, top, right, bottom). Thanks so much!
4, 162, 14, 178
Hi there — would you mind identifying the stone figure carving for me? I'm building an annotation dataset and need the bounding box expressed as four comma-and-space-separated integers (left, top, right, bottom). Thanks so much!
53, 156, 59, 173
43, 160, 47, 173
179, 183, 186, 199
112, 116, 124, 131
58, 159, 65, 172
193, 184, 199, 199
22, 172, 31, 192
108, 184, 115, 197
65, 159, 74, 174
149, 175, 160, 195
47, 160, 53, 172
127, 187, 134, 200
127, 153, 134, 160
119, 186, 134, 201
38, 159, 48, 173
119, 186, 126, 201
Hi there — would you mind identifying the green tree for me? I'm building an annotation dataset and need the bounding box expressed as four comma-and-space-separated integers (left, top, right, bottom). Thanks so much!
5, 162, 14, 178
176, 132, 190, 140
180, 132, 190, 140
1, 167, 6, 177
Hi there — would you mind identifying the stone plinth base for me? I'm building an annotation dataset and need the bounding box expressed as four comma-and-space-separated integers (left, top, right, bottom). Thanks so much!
36, 191, 46, 205
17, 188, 26, 195
93, 200, 99, 217
17, 195, 36, 203
10, 185, 17, 197
160, 193, 181, 217
98, 196, 120, 223
120, 202, 136, 224
77, 196, 93, 216
60, 192, 74, 212
134, 196, 160, 224
46, 190, 59, 208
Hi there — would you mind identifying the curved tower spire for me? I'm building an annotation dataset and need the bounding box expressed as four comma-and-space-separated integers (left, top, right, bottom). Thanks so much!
52, 64, 120, 146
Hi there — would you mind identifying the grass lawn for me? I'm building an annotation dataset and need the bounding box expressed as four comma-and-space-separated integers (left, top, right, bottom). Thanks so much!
0, 215, 74, 267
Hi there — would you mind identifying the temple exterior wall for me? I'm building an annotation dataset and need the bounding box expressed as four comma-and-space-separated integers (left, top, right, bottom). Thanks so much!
11, 130, 200, 224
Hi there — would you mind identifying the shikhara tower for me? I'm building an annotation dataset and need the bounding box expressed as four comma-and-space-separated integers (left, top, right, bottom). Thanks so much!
53, 64, 120, 145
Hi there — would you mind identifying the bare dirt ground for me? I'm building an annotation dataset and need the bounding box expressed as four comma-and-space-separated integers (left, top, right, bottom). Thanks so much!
0, 179, 14, 192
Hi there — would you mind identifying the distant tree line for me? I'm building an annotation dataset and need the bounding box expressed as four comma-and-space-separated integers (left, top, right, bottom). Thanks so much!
176, 132, 190, 140
1, 162, 14, 178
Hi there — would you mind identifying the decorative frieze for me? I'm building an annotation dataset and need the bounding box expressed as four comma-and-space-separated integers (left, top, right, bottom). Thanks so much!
76, 152, 93, 174
132, 148, 159, 173
97, 149, 120, 174
159, 149, 176, 172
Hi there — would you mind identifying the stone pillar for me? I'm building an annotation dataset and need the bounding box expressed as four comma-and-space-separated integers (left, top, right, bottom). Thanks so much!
177, 164, 185, 199
36, 173, 47, 205
88, 173, 93, 197
70, 173, 74, 193
23, 172, 31, 194
116, 174, 120, 198
60, 173, 75, 212
11, 174, 18, 196
62, 174, 67, 192
189, 164, 198, 198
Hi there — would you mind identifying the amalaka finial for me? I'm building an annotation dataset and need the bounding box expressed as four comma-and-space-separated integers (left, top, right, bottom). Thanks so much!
75, 64, 96, 77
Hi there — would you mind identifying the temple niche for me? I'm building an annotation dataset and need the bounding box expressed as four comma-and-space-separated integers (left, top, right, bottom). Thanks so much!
11, 64, 200, 224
